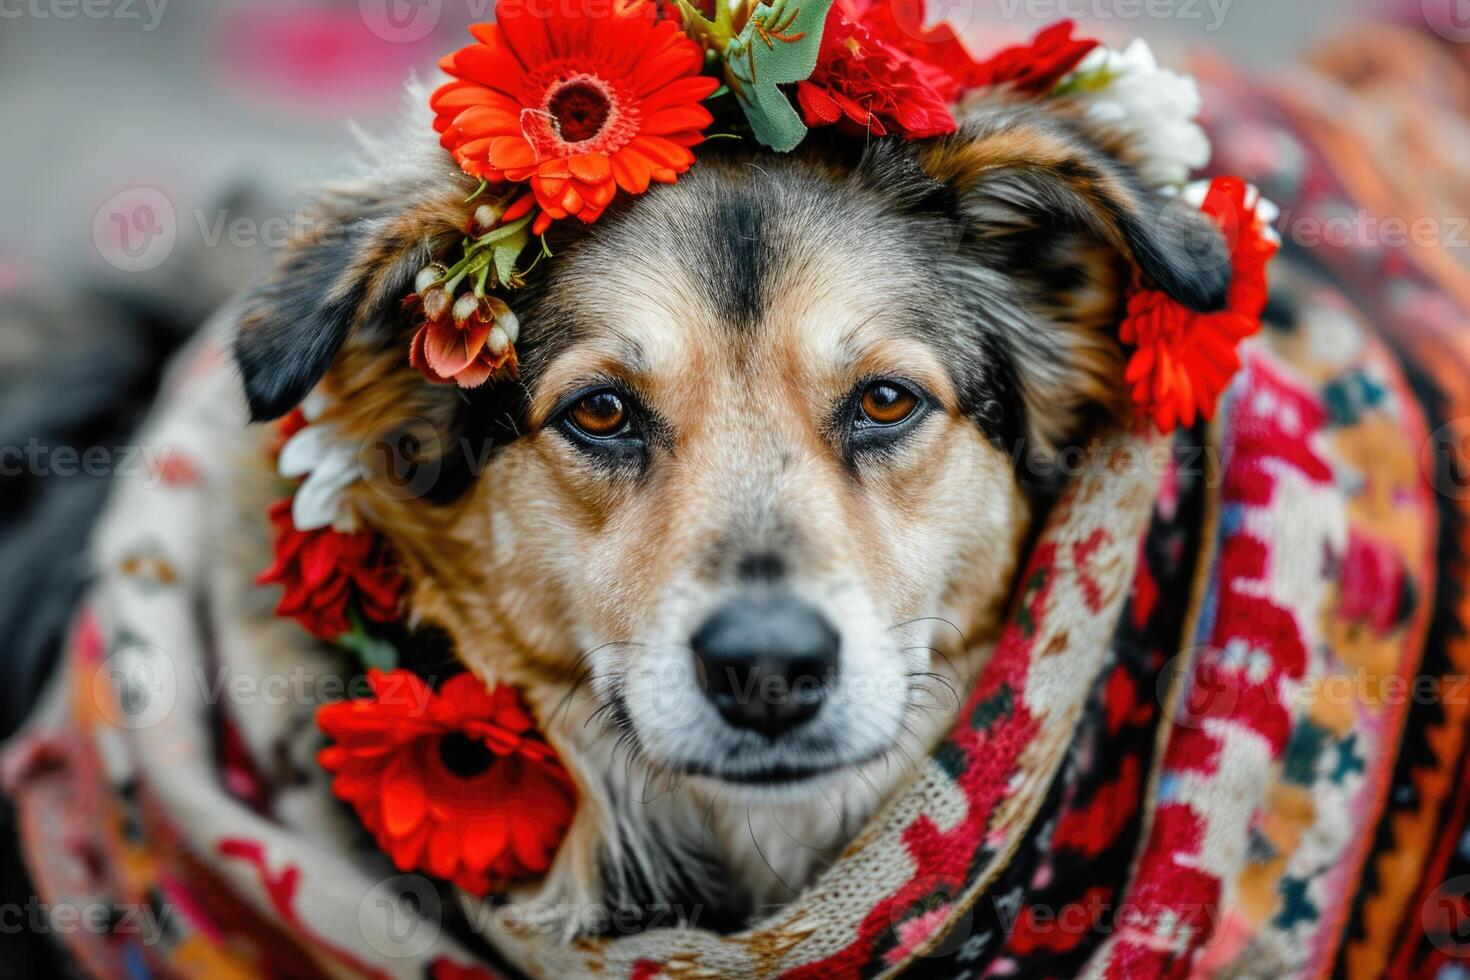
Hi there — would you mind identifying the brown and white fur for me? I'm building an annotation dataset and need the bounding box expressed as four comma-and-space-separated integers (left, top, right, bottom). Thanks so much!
233, 89, 1231, 934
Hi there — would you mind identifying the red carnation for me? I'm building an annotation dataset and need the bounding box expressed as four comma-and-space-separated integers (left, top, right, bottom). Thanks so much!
318, 670, 577, 896
796, 10, 1096, 139
257, 499, 405, 642
796, 0, 961, 139
1120, 177, 1278, 433
968, 20, 1098, 93
847, 0, 985, 100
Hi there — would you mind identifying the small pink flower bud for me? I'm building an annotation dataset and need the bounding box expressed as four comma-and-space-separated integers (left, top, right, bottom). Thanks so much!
486, 297, 519, 344
473, 204, 503, 233
414, 264, 447, 295
452, 292, 485, 329
421, 287, 452, 323
487, 326, 512, 357
499, 309, 520, 345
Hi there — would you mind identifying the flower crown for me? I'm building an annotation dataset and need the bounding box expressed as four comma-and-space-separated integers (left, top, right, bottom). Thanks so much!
411, 0, 1277, 433
261, 1, 1278, 899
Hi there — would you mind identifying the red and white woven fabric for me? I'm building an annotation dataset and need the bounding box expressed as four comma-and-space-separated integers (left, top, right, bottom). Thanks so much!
6, 283, 1449, 977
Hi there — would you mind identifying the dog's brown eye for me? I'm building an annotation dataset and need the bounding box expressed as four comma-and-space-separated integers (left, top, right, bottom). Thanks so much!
568, 391, 628, 437
860, 383, 919, 426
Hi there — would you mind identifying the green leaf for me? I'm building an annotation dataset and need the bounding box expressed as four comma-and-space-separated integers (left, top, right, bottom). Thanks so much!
725, 0, 833, 153
490, 225, 530, 288
339, 612, 399, 673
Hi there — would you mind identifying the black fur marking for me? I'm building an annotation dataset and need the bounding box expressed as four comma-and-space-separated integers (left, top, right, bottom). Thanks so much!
1034, 257, 1090, 297
706, 191, 766, 327
235, 226, 366, 421
957, 328, 1033, 474
736, 552, 786, 582
391, 623, 461, 680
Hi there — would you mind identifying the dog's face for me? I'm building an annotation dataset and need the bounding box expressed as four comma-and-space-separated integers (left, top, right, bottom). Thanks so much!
235, 99, 1229, 806
470, 160, 1031, 788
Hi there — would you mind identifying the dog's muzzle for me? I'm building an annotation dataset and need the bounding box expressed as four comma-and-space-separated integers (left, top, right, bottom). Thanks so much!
690, 591, 840, 740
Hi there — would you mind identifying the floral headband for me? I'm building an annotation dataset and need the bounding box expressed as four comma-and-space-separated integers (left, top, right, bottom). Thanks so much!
259, 0, 1278, 898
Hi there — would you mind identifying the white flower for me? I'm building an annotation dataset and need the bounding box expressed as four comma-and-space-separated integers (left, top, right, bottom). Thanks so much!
278, 391, 361, 533
1247, 185, 1282, 247
1065, 39, 1211, 190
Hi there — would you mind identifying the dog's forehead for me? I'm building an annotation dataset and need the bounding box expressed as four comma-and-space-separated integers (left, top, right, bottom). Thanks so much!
529, 160, 940, 389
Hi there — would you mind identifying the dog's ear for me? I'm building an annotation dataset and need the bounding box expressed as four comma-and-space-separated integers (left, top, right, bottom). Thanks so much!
909, 99, 1230, 462
233, 168, 473, 422
919, 100, 1230, 312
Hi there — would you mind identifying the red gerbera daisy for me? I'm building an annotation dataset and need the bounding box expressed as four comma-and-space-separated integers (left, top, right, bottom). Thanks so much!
1120, 177, 1278, 434
318, 670, 577, 896
257, 500, 405, 642
430, 0, 720, 231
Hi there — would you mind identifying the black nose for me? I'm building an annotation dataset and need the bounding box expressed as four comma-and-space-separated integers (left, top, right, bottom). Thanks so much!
691, 593, 840, 739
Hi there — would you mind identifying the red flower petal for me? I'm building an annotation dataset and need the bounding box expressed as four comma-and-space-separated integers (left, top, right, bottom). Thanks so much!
969, 20, 1098, 93
383, 760, 429, 838
796, 1, 961, 140
429, 828, 461, 879
429, 1, 715, 232
610, 148, 655, 194
258, 499, 405, 643
410, 325, 446, 383
318, 670, 576, 895
463, 819, 512, 873
424, 319, 492, 378
452, 356, 497, 390
568, 153, 612, 185
796, 81, 842, 125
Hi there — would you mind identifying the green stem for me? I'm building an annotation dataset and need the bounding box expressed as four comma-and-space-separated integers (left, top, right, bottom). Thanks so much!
437, 248, 479, 286
472, 213, 534, 249
445, 250, 490, 295
464, 178, 490, 204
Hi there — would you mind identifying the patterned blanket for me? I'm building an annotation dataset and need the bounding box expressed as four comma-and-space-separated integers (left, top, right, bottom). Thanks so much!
10, 25, 1470, 980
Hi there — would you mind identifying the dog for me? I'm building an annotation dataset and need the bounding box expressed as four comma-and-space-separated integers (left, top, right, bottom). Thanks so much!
231, 90, 1230, 934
